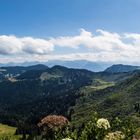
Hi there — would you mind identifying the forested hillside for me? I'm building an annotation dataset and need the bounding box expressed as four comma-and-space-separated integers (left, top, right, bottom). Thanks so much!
0, 65, 94, 132
71, 71, 140, 127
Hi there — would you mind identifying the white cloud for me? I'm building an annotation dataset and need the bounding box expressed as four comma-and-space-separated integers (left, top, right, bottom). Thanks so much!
50, 29, 129, 52
0, 35, 54, 55
0, 35, 22, 54
0, 29, 140, 64
50, 29, 92, 49
21, 37, 54, 54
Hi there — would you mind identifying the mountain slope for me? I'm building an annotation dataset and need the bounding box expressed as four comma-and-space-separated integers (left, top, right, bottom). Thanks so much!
104, 64, 140, 73
71, 71, 140, 126
0, 66, 94, 127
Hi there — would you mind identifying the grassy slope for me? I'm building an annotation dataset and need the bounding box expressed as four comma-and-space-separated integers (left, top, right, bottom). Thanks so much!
0, 124, 21, 140
71, 79, 115, 126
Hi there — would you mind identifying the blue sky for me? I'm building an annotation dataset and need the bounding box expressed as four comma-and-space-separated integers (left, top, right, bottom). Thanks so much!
1, 0, 140, 36
0, 0, 140, 64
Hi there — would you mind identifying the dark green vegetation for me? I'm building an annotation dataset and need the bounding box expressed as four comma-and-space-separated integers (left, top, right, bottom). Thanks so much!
0, 64, 140, 139
0, 65, 94, 133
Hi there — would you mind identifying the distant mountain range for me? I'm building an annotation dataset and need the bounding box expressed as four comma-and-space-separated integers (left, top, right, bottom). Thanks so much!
0, 60, 112, 72
44, 60, 112, 72
1, 60, 140, 72
0, 63, 140, 78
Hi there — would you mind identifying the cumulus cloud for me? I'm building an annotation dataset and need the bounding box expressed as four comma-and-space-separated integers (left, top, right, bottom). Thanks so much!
21, 37, 54, 54
0, 29, 140, 64
50, 29, 128, 52
0, 35, 22, 54
0, 35, 54, 55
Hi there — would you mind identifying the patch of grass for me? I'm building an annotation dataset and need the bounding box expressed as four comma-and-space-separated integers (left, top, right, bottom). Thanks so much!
80, 79, 115, 95
0, 124, 21, 140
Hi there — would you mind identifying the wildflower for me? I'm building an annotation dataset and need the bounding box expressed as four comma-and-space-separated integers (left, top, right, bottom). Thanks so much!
104, 131, 125, 140
38, 115, 68, 130
97, 118, 110, 130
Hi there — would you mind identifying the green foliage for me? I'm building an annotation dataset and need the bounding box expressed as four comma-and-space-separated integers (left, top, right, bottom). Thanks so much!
111, 117, 136, 140
0, 107, 137, 140
29, 113, 130, 140
52, 113, 135, 140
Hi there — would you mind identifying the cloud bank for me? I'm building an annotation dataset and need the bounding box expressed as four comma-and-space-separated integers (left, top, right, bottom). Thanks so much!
0, 35, 54, 55
0, 29, 140, 64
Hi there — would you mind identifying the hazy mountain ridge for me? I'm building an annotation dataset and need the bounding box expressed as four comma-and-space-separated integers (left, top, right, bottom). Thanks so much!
105, 64, 140, 73
1, 61, 140, 74
0, 60, 112, 72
